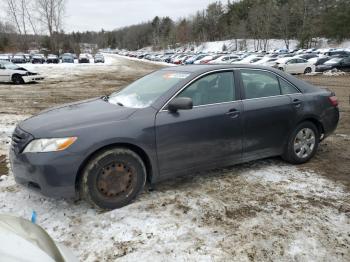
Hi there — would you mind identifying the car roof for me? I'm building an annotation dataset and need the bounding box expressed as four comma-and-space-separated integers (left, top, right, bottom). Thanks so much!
160, 64, 284, 73
160, 64, 319, 93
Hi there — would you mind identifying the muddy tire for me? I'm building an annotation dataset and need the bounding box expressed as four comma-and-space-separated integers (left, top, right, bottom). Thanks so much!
282, 121, 319, 164
12, 74, 24, 85
304, 67, 312, 74
80, 148, 146, 210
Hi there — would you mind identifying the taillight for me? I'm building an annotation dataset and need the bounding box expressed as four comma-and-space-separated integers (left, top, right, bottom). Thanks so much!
329, 96, 338, 107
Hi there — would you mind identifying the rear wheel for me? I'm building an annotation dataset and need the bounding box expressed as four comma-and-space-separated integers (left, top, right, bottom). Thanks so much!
12, 74, 24, 85
80, 148, 147, 210
304, 67, 312, 74
283, 121, 319, 164
278, 67, 284, 71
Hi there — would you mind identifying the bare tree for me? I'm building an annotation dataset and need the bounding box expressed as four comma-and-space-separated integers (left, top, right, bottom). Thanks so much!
5, 0, 23, 35
36, 0, 66, 51
4, 0, 37, 49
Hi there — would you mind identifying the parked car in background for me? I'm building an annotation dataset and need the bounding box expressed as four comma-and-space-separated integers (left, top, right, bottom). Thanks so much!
323, 50, 350, 57
24, 54, 31, 62
0, 54, 11, 61
10, 65, 339, 210
184, 54, 206, 64
11, 54, 27, 64
173, 54, 188, 64
208, 55, 239, 64
296, 53, 318, 60
231, 55, 262, 64
274, 57, 315, 74
315, 57, 350, 72
252, 57, 278, 66
79, 53, 90, 63
194, 55, 217, 64
308, 56, 331, 66
94, 53, 105, 63
46, 54, 59, 64
61, 53, 74, 63
0, 60, 44, 84
31, 54, 46, 64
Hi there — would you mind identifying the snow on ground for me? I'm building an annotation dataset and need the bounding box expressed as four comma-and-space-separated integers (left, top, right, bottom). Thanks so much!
0, 114, 29, 155
139, 38, 350, 53
0, 116, 349, 261
193, 39, 299, 53
108, 54, 176, 67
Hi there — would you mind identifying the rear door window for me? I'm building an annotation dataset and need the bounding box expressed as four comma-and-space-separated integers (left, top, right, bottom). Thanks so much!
279, 78, 300, 95
240, 70, 281, 99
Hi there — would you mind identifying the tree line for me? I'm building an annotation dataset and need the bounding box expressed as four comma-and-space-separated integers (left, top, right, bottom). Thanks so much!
1, 0, 350, 53
0, 0, 66, 52
107, 0, 350, 51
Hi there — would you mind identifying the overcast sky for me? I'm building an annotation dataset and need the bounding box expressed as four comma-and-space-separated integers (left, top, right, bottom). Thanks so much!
65, 0, 223, 32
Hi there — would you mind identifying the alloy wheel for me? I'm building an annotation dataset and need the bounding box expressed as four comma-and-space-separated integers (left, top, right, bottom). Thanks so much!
293, 128, 316, 159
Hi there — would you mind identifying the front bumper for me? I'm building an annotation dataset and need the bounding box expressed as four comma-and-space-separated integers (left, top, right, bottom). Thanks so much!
9, 146, 81, 199
22, 75, 44, 83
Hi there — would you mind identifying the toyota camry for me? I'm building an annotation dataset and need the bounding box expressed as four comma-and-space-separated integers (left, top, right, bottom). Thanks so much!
9, 65, 339, 209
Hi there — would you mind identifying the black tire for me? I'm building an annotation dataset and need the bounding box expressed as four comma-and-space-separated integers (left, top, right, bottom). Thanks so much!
304, 67, 312, 74
12, 74, 24, 85
80, 148, 147, 210
282, 121, 319, 164
278, 67, 284, 71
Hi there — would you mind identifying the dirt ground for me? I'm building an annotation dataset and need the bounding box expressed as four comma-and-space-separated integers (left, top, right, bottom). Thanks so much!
0, 55, 349, 261
298, 75, 350, 190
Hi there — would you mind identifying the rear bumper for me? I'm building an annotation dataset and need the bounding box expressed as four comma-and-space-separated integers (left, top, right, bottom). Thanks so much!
9, 147, 81, 199
321, 107, 339, 138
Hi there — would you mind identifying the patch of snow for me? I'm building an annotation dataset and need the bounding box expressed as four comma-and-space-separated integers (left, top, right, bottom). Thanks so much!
108, 54, 176, 67
0, 114, 29, 155
323, 69, 346, 76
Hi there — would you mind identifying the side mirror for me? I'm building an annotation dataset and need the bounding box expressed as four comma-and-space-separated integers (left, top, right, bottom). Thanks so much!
167, 97, 193, 112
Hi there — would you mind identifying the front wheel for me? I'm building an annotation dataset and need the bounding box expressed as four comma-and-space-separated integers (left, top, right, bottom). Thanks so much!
12, 74, 24, 85
282, 121, 319, 164
80, 148, 147, 210
304, 67, 312, 74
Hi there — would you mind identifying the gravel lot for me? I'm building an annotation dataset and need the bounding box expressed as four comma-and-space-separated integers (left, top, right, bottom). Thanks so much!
0, 55, 349, 261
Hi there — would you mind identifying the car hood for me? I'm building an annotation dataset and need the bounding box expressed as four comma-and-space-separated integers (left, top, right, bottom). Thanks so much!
19, 98, 138, 137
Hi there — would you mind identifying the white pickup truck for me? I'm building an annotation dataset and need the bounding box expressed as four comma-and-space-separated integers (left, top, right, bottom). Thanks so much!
0, 60, 44, 84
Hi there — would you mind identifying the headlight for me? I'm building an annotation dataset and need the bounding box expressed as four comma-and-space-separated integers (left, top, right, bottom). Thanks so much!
23, 137, 77, 153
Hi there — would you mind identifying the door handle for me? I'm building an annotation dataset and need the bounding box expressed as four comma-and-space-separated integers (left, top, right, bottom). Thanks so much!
225, 108, 240, 118
292, 99, 302, 108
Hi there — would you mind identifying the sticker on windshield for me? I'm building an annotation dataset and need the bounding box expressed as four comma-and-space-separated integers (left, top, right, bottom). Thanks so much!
163, 73, 190, 79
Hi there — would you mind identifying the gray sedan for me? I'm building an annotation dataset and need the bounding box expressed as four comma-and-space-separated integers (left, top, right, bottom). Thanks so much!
10, 65, 339, 209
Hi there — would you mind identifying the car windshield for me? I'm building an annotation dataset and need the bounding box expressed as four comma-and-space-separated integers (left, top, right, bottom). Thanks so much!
1, 61, 20, 70
109, 70, 191, 108
325, 58, 342, 64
